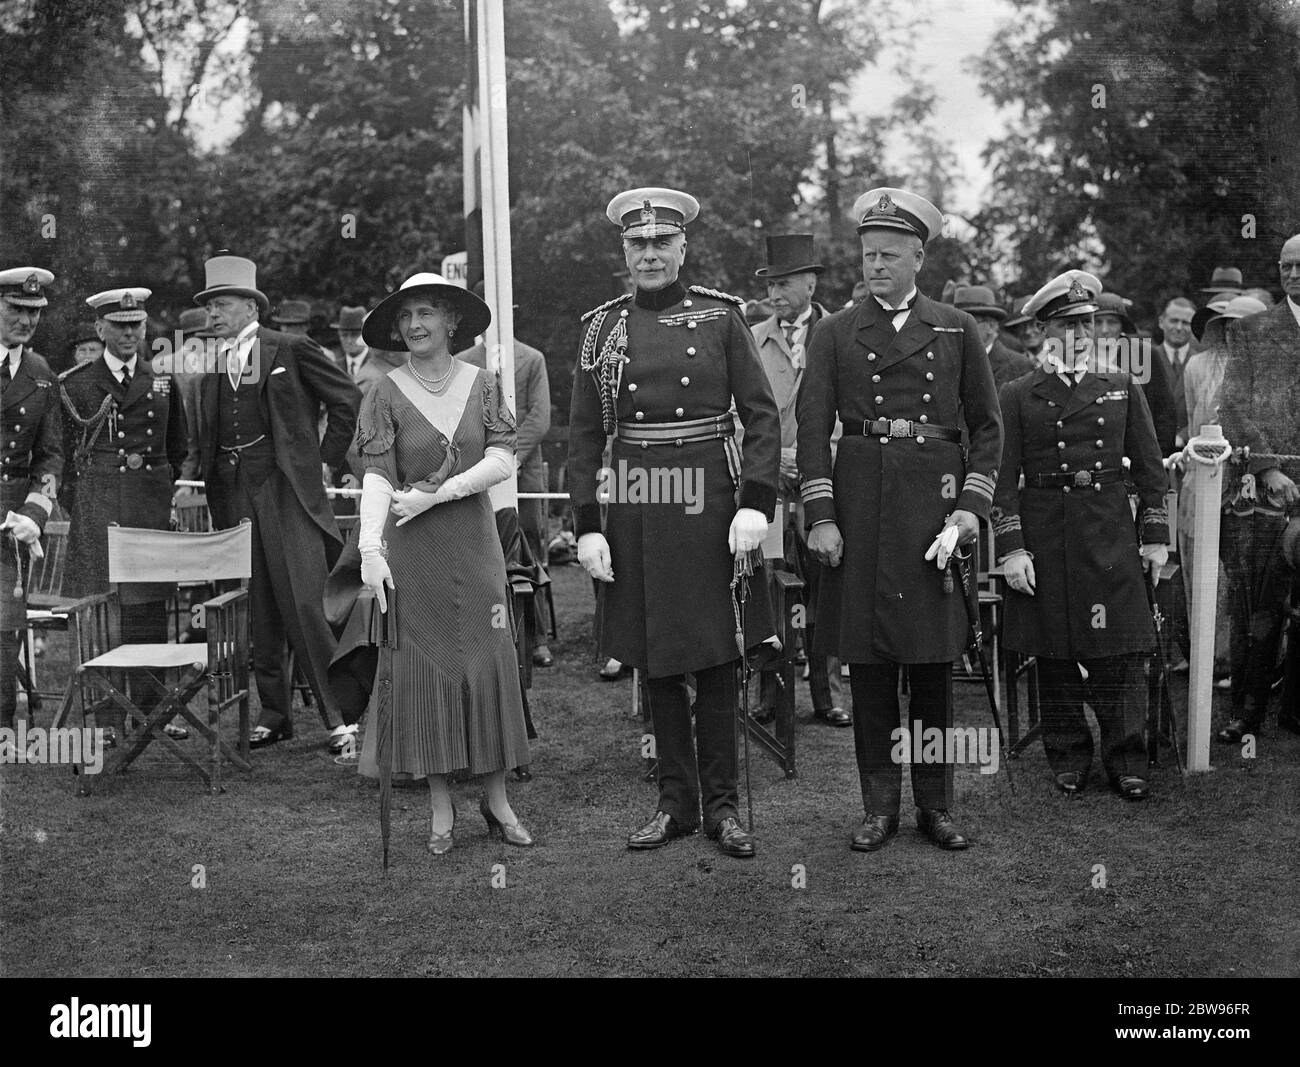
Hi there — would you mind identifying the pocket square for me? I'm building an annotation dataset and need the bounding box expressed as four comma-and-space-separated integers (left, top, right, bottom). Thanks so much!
272, 366, 287, 375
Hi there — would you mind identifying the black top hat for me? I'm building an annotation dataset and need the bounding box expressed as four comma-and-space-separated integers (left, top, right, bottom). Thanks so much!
754, 234, 825, 278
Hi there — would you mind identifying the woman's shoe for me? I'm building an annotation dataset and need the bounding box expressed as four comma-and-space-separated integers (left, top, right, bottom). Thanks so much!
480, 797, 533, 847
427, 803, 456, 855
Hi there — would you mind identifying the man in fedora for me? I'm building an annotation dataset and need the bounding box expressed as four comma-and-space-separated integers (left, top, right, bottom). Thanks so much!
0, 267, 63, 731
59, 287, 191, 739
271, 299, 313, 335
569, 186, 780, 859
192, 254, 360, 749
952, 284, 1033, 388
750, 233, 848, 727
1199, 266, 1244, 306
797, 187, 1003, 853
1217, 233, 1300, 740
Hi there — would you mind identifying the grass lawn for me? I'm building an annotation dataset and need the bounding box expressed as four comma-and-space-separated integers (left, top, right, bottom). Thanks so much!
2, 562, 1297, 977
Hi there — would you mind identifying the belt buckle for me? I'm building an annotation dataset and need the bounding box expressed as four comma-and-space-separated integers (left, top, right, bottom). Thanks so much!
126, 453, 144, 470
1073, 470, 1092, 488
889, 418, 911, 439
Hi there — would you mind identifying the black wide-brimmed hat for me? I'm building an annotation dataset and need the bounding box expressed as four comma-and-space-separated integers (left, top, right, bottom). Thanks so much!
754, 234, 824, 278
362, 273, 492, 351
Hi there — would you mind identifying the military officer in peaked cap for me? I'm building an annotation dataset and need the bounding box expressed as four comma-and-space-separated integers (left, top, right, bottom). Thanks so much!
0, 267, 63, 729
796, 188, 1003, 853
568, 187, 781, 859
993, 270, 1168, 800
59, 288, 191, 737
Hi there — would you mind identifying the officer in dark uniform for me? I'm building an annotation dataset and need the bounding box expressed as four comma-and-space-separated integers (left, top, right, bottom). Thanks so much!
797, 187, 1003, 853
568, 187, 780, 859
0, 266, 63, 730
993, 270, 1169, 800
59, 287, 190, 737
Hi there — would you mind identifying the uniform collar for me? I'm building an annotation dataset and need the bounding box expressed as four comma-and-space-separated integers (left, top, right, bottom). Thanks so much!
1, 345, 20, 377
103, 351, 138, 377
874, 286, 917, 313
634, 280, 686, 311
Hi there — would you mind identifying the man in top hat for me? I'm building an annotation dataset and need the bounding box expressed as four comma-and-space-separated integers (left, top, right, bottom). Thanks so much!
0, 267, 63, 730
749, 233, 848, 727
569, 187, 780, 859
1199, 266, 1244, 305
58, 287, 191, 738
1216, 233, 1300, 740
458, 283, 555, 668
953, 284, 1033, 388
797, 187, 1003, 853
191, 254, 361, 749
271, 299, 313, 335
993, 270, 1168, 800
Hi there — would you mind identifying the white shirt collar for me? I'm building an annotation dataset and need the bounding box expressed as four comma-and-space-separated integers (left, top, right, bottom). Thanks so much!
874, 287, 917, 313
1, 345, 20, 376
347, 346, 369, 368
103, 351, 137, 378
226, 320, 260, 373
1166, 342, 1189, 362
778, 306, 813, 329
1288, 297, 1300, 328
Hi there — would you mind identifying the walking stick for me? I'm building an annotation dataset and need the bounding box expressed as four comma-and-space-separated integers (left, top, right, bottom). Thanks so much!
950, 547, 1014, 795
732, 549, 758, 834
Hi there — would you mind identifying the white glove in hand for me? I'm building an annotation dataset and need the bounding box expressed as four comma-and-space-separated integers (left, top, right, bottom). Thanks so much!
1, 511, 40, 546
1003, 551, 1036, 596
391, 487, 438, 526
728, 507, 768, 554
1140, 543, 1169, 586
578, 532, 614, 583
361, 553, 395, 614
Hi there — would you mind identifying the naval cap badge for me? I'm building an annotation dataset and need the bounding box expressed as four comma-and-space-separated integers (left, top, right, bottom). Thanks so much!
640, 200, 656, 227
874, 193, 896, 216
120, 291, 137, 309
22, 274, 40, 294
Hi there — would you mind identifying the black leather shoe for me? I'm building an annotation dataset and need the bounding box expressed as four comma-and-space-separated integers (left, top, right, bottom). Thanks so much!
850, 813, 899, 852
627, 811, 696, 850
1216, 717, 1256, 743
813, 706, 852, 727
1115, 775, 1149, 801
711, 816, 756, 858
1055, 771, 1084, 795
532, 645, 555, 668
917, 809, 969, 850
249, 724, 293, 749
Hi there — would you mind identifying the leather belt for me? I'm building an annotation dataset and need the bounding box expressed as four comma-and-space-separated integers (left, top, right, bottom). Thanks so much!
1029, 467, 1125, 489
849, 418, 962, 444
615, 413, 735, 447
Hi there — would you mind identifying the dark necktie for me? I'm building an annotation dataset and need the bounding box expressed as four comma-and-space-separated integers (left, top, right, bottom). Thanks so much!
0, 359, 11, 389
119, 365, 132, 390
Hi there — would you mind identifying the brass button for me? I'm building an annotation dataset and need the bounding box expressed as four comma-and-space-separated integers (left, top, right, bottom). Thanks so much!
118, 431, 125, 439
675, 439, 683, 447
1060, 463, 1069, 471
11, 425, 17, 432
628, 383, 637, 392
119, 466, 126, 473
1097, 417, 1105, 426
1063, 485, 1071, 493
686, 347, 696, 356
146, 392, 153, 400
871, 374, 881, 383
874, 395, 884, 404
118, 449, 126, 456
922, 394, 931, 403
919, 415, 928, 423
1057, 441, 1066, 449
880, 436, 890, 444
18, 407, 25, 415
681, 376, 690, 386
687, 321, 697, 330
1094, 483, 1101, 492
925, 372, 934, 381
1095, 439, 1103, 448
683, 299, 693, 308
1095, 461, 1103, 469
867, 353, 877, 362
1096, 397, 1104, 404
620, 309, 629, 317
1056, 420, 1064, 429
926, 351, 934, 360
635, 411, 644, 420
147, 410, 153, 418
916, 435, 926, 445
1048, 401, 1057, 408
146, 429, 153, 436
675, 407, 684, 417
640, 440, 648, 449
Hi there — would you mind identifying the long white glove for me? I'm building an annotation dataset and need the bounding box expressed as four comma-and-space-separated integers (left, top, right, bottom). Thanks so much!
578, 532, 614, 582
1140, 542, 1169, 587
359, 473, 396, 613
728, 507, 768, 554
391, 447, 514, 526
1, 511, 40, 545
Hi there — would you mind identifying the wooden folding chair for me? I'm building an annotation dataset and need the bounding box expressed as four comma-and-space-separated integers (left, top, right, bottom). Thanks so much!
17, 519, 73, 723
71, 522, 253, 794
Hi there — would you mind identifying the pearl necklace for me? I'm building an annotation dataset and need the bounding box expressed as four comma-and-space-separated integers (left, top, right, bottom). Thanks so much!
406, 356, 456, 394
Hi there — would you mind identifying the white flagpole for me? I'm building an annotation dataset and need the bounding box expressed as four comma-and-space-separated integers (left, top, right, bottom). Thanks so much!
476, 0, 518, 512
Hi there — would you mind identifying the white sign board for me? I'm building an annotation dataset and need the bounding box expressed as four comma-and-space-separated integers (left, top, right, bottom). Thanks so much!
441, 251, 469, 288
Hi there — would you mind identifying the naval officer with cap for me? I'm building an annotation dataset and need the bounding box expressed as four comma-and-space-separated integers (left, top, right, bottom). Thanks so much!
59, 288, 190, 737
0, 267, 63, 730
568, 187, 780, 859
993, 270, 1168, 800
796, 188, 1003, 853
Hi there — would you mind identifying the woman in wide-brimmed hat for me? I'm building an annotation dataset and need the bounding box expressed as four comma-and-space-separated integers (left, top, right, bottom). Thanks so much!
342, 272, 532, 862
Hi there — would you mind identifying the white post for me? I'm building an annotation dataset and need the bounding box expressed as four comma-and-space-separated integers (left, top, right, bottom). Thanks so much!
476, 0, 518, 512
1185, 424, 1229, 771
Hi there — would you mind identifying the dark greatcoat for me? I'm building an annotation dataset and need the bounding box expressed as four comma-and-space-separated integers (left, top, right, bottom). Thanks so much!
567, 281, 781, 678
0, 347, 62, 529
993, 369, 1169, 659
796, 292, 1003, 664
59, 356, 188, 597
